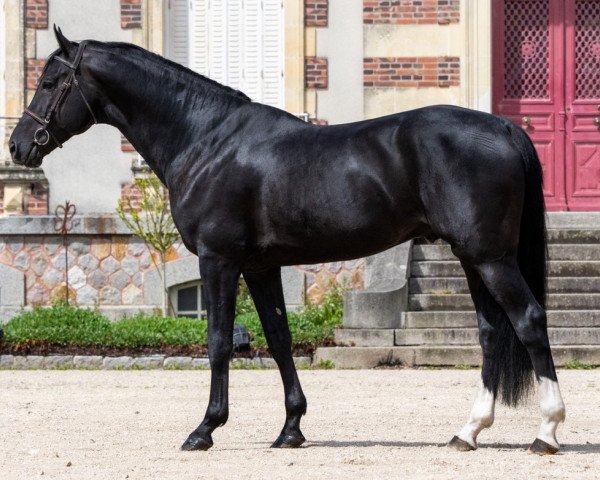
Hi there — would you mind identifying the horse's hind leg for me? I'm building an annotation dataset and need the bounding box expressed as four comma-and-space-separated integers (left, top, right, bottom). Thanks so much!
475, 257, 566, 454
244, 268, 307, 448
448, 263, 497, 451
181, 253, 240, 451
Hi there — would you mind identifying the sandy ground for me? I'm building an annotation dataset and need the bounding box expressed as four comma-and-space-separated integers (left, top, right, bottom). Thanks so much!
1, 369, 599, 480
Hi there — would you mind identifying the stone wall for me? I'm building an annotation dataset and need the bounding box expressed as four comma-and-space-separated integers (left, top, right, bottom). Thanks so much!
0, 215, 364, 322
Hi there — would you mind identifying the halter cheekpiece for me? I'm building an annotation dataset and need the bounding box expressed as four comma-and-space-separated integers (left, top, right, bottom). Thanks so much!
24, 41, 97, 149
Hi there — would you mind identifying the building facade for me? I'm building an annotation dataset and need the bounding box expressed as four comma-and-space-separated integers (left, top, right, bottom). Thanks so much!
0, 0, 599, 320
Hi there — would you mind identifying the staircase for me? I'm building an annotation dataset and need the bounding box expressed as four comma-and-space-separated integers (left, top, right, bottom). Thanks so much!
399, 228, 600, 365
328, 225, 600, 368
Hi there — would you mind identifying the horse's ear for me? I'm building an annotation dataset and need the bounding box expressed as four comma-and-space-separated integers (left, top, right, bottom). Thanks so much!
54, 25, 75, 55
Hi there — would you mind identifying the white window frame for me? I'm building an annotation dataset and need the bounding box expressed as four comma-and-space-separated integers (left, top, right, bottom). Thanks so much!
170, 281, 206, 319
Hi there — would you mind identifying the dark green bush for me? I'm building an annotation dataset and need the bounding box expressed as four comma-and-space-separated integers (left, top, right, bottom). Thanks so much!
2, 284, 345, 349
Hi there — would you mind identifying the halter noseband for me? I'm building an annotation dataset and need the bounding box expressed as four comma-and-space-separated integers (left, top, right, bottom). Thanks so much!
24, 42, 98, 149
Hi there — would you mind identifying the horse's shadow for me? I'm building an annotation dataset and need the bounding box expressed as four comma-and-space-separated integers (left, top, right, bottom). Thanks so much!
306, 440, 600, 454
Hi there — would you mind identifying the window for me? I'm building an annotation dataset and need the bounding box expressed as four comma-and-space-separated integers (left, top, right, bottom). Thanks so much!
171, 282, 206, 319
165, 0, 284, 108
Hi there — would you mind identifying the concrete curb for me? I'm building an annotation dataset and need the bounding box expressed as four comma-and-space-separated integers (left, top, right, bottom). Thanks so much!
0, 354, 313, 370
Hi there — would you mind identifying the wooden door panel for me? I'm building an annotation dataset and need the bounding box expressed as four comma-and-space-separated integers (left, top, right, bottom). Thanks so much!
565, 0, 600, 210
493, 0, 567, 210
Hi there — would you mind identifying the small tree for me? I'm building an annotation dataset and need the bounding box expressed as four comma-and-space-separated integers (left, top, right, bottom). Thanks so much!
116, 174, 180, 316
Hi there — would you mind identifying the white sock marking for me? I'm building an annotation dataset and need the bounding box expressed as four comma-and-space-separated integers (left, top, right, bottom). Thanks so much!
536, 377, 566, 449
457, 381, 495, 449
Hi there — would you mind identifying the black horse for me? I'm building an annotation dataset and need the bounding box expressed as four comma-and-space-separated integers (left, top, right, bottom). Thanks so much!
9, 28, 565, 455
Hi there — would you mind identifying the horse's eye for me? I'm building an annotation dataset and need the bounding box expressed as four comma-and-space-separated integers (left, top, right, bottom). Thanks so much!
41, 80, 55, 90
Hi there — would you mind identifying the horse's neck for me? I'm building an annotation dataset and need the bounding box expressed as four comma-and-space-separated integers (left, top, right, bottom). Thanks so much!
91, 47, 243, 182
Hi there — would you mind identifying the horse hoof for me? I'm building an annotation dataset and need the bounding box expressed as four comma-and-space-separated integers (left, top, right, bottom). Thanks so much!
527, 438, 559, 455
180, 432, 213, 451
271, 432, 306, 449
447, 435, 475, 452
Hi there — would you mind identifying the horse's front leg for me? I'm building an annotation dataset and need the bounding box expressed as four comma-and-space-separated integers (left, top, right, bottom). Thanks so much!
244, 268, 307, 448
181, 253, 240, 451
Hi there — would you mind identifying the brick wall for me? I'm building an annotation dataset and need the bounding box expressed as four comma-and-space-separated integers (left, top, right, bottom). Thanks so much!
364, 57, 460, 87
121, 135, 136, 153
27, 183, 49, 215
120, 183, 143, 212
363, 0, 460, 25
305, 57, 328, 89
25, 0, 49, 29
305, 0, 328, 27
26, 59, 45, 90
121, 0, 142, 29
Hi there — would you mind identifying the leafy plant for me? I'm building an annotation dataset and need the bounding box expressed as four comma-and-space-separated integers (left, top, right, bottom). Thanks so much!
116, 173, 180, 315
563, 359, 597, 370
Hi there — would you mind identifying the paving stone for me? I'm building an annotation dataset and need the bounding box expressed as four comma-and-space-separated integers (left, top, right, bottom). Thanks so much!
164, 357, 193, 369
100, 256, 119, 274
69, 239, 91, 255
103, 356, 134, 369
132, 356, 165, 369
44, 356, 74, 368
31, 253, 49, 276
126, 239, 146, 257
51, 252, 67, 270
121, 256, 139, 276
13, 356, 28, 369
110, 270, 130, 290
42, 268, 63, 288
192, 358, 210, 369
45, 239, 62, 255
7, 238, 24, 253
77, 285, 98, 305
14, 251, 30, 270
25, 355, 45, 368
68, 265, 86, 289
99, 286, 121, 305
78, 254, 99, 273
88, 270, 108, 289
91, 240, 112, 260
253, 357, 277, 368
122, 284, 142, 305
0, 355, 14, 367
73, 356, 104, 367
293, 356, 312, 367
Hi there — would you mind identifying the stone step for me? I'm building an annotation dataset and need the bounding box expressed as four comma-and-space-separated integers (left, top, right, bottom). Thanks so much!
404, 310, 600, 328
315, 345, 600, 368
415, 230, 600, 246
409, 276, 600, 294
410, 260, 600, 277
408, 293, 600, 311
394, 327, 600, 346
412, 244, 600, 261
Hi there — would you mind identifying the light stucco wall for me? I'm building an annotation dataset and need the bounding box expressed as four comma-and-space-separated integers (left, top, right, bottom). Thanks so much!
316, 0, 364, 124
35, 0, 136, 213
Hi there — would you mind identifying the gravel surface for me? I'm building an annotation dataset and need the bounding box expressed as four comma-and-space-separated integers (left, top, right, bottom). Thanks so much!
1, 369, 599, 479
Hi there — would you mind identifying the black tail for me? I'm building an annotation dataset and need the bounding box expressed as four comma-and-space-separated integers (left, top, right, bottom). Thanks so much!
489, 123, 547, 406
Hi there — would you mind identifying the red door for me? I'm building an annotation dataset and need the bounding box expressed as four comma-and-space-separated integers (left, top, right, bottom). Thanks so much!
493, 0, 600, 211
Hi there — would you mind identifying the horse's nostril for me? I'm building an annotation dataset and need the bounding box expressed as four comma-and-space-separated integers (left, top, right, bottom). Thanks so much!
9, 141, 17, 155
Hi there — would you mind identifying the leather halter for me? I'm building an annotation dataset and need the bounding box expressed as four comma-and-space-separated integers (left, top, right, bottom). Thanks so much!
24, 41, 97, 148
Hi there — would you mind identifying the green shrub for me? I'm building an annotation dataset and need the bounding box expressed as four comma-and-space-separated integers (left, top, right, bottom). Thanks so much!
4, 303, 112, 345
109, 314, 207, 347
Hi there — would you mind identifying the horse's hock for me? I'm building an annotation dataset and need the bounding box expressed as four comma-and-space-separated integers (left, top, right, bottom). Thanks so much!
328, 212, 600, 369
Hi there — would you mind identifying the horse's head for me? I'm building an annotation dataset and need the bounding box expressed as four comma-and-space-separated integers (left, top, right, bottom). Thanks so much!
9, 26, 98, 167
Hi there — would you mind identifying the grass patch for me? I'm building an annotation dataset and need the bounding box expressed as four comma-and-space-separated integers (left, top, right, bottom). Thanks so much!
563, 359, 597, 370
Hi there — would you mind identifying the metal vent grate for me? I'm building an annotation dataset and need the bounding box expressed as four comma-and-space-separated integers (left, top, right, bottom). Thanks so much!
503, 0, 550, 100
575, 0, 600, 99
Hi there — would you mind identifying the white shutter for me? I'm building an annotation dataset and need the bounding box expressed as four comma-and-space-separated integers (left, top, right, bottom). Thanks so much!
166, 0, 190, 67
207, 0, 227, 83
226, 0, 243, 89
189, 0, 208, 75
261, 0, 283, 108
242, 0, 262, 102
